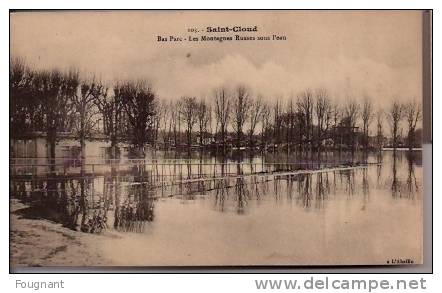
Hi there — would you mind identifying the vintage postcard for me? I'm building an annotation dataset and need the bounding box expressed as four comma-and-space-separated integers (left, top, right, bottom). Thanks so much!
10, 10, 425, 267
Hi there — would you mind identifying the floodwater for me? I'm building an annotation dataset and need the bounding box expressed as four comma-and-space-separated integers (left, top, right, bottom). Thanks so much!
10, 150, 423, 266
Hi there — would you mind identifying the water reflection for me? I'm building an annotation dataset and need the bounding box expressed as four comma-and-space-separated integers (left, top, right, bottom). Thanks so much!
113, 166, 155, 233
12, 164, 155, 234
296, 174, 313, 208
390, 151, 421, 199
214, 179, 229, 212
234, 177, 249, 214
10, 150, 422, 234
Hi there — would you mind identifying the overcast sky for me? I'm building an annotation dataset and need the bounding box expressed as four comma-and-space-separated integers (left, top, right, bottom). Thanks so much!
11, 10, 422, 107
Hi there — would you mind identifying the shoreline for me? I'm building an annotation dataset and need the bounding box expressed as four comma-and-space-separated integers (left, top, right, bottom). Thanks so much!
10, 198, 114, 268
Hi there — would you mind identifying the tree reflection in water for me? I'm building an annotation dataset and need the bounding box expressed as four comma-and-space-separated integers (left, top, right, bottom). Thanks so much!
296, 174, 312, 208
234, 177, 249, 214
114, 165, 155, 233
390, 151, 419, 199
406, 151, 419, 199
340, 169, 355, 197
113, 189, 154, 233
391, 151, 400, 198
315, 173, 330, 209
10, 151, 422, 235
12, 173, 109, 233
361, 168, 370, 210
214, 178, 229, 212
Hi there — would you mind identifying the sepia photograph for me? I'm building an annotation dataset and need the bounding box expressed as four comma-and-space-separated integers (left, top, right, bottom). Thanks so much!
9, 10, 425, 268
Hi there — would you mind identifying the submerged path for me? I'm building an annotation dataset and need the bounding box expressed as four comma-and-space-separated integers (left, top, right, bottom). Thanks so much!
9, 162, 381, 196
126, 163, 381, 187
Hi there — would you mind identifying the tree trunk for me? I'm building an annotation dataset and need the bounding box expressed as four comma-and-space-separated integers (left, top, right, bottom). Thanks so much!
408, 129, 414, 151
80, 136, 86, 161
110, 136, 118, 159
199, 130, 203, 147
47, 129, 56, 173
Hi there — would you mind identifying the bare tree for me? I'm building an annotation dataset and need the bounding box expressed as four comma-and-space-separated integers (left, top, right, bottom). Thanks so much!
343, 99, 360, 152
206, 101, 214, 140
152, 100, 167, 149
71, 77, 102, 159
375, 109, 384, 151
260, 103, 271, 151
176, 99, 182, 147
214, 87, 231, 150
232, 86, 251, 148
10, 58, 41, 136
31, 69, 78, 163
387, 100, 404, 151
196, 98, 211, 147
273, 99, 283, 148
116, 80, 156, 153
179, 96, 198, 147
315, 88, 332, 151
331, 103, 342, 150
286, 98, 296, 151
296, 89, 314, 151
361, 98, 374, 151
92, 84, 124, 158
248, 96, 263, 148
404, 100, 422, 151
160, 100, 171, 148
160, 101, 169, 147
168, 100, 180, 147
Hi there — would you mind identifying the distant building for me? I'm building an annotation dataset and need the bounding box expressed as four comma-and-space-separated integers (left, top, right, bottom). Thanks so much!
9, 131, 135, 162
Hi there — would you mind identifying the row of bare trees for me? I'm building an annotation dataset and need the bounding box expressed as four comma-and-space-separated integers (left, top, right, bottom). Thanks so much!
10, 59, 156, 160
10, 58, 422, 157
135, 86, 422, 153
387, 100, 422, 151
